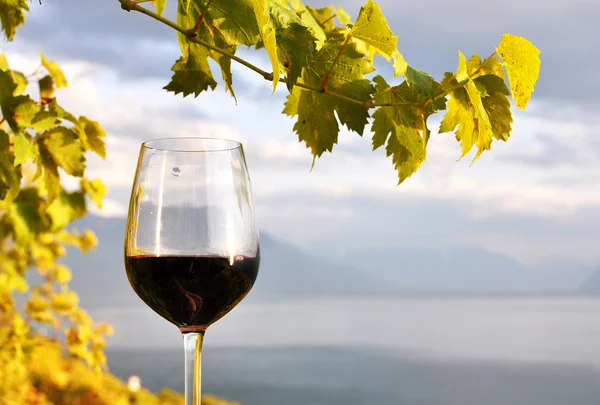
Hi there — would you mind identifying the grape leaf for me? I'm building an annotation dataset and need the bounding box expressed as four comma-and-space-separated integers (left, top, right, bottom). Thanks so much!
306, 6, 336, 33
154, 0, 166, 15
31, 109, 61, 132
3, 95, 39, 132
37, 143, 61, 201
0, 130, 21, 202
467, 54, 504, 78
249, 0, 279, 90
438, 86, 477, 158
193, 0, 261, 46
42, 127, 86, 177
0, 54, 7, 71
164, 44, 217, 97
11, 70, 27, 96
371, 76, 429, 184
476, 74, 512, 141
275, 22, 316, 91
0, 70, 17, 105
8, 191, 46, 244
283, 39, 374, 156
13, 132, 35, 167
288, 0, 326, 47
46, 190, 86, 231
393, 53, 437, 97
81, 179, 107, 209
0, 0, 30, 41
283, 88, 338, 158
350, 0, 397, 58
79, 117, 107, 159
346, 4, 436, 98
333, 6, 352, 25
496, 34, 540, 110
41, 53, 68, 88
455, 51, 493, 158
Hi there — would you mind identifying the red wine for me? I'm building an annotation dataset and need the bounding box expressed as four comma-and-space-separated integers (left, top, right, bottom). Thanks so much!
125, 255, 259, 332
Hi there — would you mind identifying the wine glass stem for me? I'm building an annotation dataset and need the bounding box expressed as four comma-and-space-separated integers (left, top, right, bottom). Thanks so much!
183, 332, 204, 405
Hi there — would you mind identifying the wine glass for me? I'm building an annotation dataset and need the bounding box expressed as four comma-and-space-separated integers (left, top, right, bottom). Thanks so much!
124, 137, 260, 405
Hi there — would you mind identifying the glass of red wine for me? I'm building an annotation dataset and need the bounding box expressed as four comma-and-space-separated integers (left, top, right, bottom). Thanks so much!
124, 137, 260, 405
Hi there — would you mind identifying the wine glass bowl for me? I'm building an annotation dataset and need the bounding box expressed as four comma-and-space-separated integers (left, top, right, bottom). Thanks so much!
124, 137, 260, 404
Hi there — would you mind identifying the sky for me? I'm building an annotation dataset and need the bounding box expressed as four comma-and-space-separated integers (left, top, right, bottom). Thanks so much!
3, 0, 600, 267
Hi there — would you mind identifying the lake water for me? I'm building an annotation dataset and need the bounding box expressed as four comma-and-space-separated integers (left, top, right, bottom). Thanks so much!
103, 297, 600, 404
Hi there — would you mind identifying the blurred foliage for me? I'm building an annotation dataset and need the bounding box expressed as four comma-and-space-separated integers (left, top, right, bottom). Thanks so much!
0, 8, 238, 405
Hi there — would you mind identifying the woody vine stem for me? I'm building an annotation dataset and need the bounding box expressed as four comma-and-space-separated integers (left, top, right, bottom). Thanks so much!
117, 0, 491, 110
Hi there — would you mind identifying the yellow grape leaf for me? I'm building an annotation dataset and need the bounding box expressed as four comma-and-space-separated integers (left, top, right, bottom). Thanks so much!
79, 116, 107, 159
155, 0, 166, 15
81, 178, 107, 209
496, 34, 541, 110
350, 0, 397, 58
43, 126, 86, 177
371, 76, 429, 184
333, 5, 352, 25
250, 0, 279, 90
41, 53, 68, 88
456, 51, 493, 159
46, 191, 86, 230
13, 132, 35, 166
467, 54, 504, 78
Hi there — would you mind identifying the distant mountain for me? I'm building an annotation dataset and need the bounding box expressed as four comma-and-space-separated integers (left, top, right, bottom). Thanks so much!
341, 246, 595, 295
59, 215, 595, 311
63, 215, 380, 309
577, 270, 600, 294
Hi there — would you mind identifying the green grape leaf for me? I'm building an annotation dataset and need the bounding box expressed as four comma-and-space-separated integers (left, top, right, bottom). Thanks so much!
164, 44, 217, 97
283, 88, 338, 158
81, 178, 107, 209
275, 23, 316, 91
38, 75, 54, 101
475, 74, 513, 141
350, 0, 397, 58
8, 191, 46, 244
2, 95, 39, 132
0, 131, 21, 202
46, 190, 86, 231
467, 54, 504, 78
155, 0, 166, 15
288, 0, 326, 47
48, 99, 79, 126
41, 53, 68, 88
371, 76, 429, 184
42, 126, 86, 177
284, 39, 374, 156
0, 0, 30, 41
79, 117, 107, 159
0, 70, 16, 106
31, 109, 61, 132
193, 0, 261, 47
13, 132, 35, 166
249, 0, 279, 90
392, 53, 437, 97
37, 142, 61, 201
306, 6, 335, 34
496, 34, 541, 109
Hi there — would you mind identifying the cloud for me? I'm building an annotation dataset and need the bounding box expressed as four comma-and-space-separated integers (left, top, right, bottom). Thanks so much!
5, 2, 600, 268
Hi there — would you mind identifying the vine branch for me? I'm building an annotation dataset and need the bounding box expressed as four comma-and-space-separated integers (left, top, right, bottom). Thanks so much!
117, 0, 471, 110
